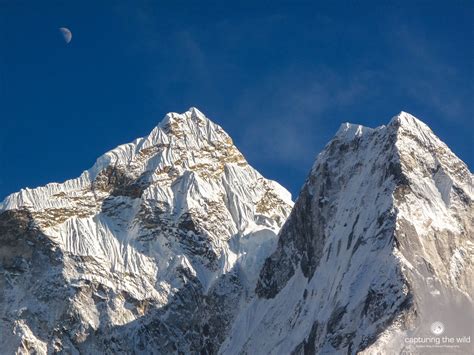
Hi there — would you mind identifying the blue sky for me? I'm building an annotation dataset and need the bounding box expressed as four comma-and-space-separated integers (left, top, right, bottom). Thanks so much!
0, 1, 472, 199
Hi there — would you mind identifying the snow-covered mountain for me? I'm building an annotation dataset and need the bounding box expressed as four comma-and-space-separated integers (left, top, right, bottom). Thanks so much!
1, 109, 472, 354
221, 112, 473, 354
0, 108, 293, 353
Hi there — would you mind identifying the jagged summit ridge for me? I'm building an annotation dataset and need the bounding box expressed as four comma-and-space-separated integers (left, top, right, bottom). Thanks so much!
222, 111, 473, 354
0, 108, 293, 354
2, 107, 281, 211
334, 111, 437, 142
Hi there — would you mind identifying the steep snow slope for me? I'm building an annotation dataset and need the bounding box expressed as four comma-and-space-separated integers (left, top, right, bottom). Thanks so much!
0, 108, 293, 353
221, 112, 473, 354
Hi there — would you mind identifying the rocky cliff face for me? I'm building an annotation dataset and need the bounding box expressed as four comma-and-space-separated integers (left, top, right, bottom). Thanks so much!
0, 108, 293, 354
221, 112, 473, 354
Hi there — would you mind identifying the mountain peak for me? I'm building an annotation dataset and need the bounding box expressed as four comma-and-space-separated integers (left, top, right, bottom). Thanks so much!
88, 108, 236, 183
393, 110, 417, 121
335, 122, 374, 142
388, 111, 434, 135
0, 107, 294, 354
225, 111, 473, 354
335, 111, 431, 144
1, 109, 290, 213
188, 106, 205, 117
160, 107, 208, 127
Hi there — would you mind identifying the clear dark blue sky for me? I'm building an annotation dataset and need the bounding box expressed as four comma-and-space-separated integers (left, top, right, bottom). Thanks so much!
0, 1, 472, 199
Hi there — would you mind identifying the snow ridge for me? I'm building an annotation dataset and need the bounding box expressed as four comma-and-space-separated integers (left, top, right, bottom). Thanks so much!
0, 108, 293, 354
222, 111, 473, 354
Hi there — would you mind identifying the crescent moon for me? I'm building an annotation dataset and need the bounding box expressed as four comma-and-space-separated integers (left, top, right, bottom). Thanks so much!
59, 27, 72, 44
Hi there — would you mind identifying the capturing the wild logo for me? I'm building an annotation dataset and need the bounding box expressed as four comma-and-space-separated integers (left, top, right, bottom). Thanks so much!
430, 321, 445, 336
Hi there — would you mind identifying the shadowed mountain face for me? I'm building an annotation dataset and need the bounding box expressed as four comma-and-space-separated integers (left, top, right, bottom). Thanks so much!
222, 112, 473, 355
1, 110, 472, 354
